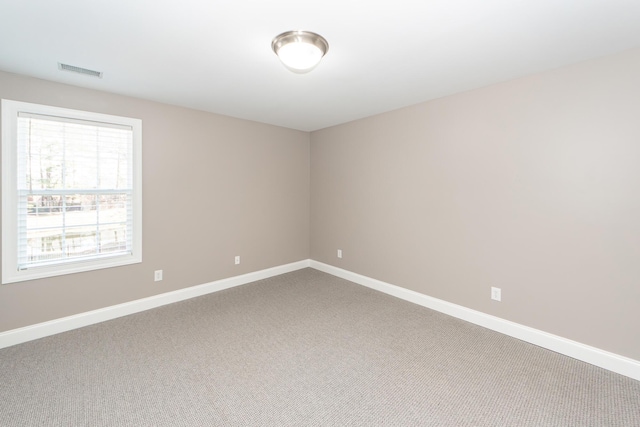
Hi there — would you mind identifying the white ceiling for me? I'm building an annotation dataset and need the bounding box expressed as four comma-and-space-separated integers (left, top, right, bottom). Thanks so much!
1, 0, 639, 131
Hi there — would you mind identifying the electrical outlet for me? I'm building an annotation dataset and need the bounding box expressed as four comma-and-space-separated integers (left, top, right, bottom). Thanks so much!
337, 249, 342, 259
235, 256, 240, 265
491, 287, 501, 302
154, 270, 163, 281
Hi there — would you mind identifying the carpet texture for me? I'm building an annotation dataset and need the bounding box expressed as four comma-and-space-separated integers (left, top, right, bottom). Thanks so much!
1, 268, 638, 426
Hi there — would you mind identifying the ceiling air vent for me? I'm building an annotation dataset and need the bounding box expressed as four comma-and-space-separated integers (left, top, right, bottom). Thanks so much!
58, 63, 103, 78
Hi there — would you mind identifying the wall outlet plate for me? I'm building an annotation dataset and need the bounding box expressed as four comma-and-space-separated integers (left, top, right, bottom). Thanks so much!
491, 286, 501, 301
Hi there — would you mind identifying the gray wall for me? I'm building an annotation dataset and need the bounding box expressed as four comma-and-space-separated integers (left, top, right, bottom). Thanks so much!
3, 48, 640, 363
311, 48, 640, 361
0, 71, 310, 332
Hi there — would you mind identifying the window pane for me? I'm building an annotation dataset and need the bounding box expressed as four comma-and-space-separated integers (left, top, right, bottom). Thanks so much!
97, 128, 132, 189
19, 117, 133, 191
99, 194, 128, 223
63, 227, 98, 258
64, 124, 99, 189
26, 227, 66, 264
98, 223, 128, 254
17, 115, 134, 269
26, 195, 64, 229
22, 193, 131, 267
4, 100, 141, 283
65, 195, 97, 227
21, 119, 65, 190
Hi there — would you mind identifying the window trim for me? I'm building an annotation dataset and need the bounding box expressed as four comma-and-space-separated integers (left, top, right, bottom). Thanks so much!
1, 99, 142, 284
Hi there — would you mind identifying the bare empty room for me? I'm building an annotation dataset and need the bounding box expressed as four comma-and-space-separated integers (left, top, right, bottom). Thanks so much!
1, 1, 639, 425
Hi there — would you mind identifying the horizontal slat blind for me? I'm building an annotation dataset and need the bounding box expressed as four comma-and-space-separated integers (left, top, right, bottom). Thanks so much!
16, 114, 134, 270
18, 111, 133, 131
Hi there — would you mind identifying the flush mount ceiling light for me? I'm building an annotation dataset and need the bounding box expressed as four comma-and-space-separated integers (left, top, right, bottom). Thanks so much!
271, 30, 329, 74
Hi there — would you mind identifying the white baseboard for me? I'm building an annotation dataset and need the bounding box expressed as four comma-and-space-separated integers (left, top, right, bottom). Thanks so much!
0, 259, 311, 350
310, 260, 640, 382
3, 258, 638, 382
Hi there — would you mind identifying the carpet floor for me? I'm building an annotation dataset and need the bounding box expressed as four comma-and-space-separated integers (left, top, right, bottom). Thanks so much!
1, 268, 638, 426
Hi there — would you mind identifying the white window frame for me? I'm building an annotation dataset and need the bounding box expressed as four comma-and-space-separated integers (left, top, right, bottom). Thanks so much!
1, 99, 142, 284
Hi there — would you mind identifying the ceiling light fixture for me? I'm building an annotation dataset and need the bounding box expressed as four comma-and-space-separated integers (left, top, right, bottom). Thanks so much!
271, 31, 329, 74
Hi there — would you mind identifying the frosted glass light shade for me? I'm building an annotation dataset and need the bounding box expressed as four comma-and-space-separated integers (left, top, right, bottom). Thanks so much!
272, 31, 329, 74
277, 42, 323, 72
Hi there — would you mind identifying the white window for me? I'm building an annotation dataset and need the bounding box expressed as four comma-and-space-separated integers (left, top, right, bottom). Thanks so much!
2, 100, 142, 284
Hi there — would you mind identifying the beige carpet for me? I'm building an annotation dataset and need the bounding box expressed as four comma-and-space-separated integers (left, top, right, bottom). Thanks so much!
1, 268, 638, 426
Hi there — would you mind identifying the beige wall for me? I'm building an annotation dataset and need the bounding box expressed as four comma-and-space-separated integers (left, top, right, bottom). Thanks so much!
311, 48, 640, 360
3, 48, 640, 362
0, 71, 310, 332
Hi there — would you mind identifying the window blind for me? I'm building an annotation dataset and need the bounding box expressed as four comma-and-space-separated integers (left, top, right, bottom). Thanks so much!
16, 112, 134, 270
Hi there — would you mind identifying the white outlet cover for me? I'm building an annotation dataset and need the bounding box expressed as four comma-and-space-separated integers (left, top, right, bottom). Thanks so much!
491, 287, 501, 301
154, 270, 163, 281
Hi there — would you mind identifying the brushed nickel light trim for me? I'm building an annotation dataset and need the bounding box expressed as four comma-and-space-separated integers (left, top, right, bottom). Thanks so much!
271, 31, 329, 74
